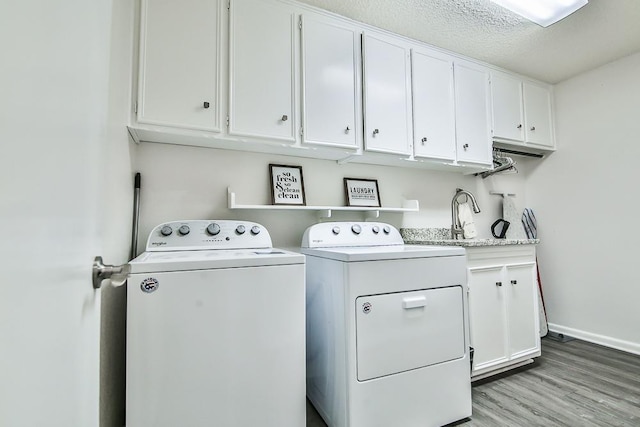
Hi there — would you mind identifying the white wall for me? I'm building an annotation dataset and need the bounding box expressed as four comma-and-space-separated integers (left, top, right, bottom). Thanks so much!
527, 52, 640, 354
133, 142, 528, 250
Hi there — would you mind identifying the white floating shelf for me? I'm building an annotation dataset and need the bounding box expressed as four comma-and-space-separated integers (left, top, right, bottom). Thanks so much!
227, 187, 419, 219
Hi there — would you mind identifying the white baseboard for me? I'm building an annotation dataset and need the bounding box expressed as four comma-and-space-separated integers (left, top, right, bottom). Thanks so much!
547, 323, 640, 356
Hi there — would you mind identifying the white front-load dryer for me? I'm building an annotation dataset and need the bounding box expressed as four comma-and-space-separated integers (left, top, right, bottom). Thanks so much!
301, 222, 472, 427
127, 220, 306, 427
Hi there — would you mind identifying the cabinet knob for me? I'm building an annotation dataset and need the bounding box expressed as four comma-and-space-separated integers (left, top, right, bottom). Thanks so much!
517, 124, 522, 129
463, 143, 469, 150
203, 101, 210, 109
496, 281, 503, 287
345, 125, 350, 134
530, 126, 536, 131
281, 115, 288, 122
511, 280, 517, 285
421, 137, 427, 144
373, 128, 379, 136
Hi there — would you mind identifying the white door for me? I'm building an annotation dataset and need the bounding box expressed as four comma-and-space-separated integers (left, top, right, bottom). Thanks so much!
454, 61, 493, 166
523, 82, 554, 147
468, 266, 509, 372
411, 49, 456, 161
362, 32, 413, 155
137, 0, 221, 131
301, 14, 360, 149
0, 1, 122, 426
229, 0, 298, 142
491, 71, 525, 142
355, 287, 465, 381
506, 263, 540, 358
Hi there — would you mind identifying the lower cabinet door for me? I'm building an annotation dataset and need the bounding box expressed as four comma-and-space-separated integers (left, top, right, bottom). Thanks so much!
468, 266, 508, 371
506, 263, 539, 358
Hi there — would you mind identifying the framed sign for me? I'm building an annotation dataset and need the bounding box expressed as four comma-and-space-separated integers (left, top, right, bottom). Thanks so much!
269, 164, 306, 205
344, 178, 381, 207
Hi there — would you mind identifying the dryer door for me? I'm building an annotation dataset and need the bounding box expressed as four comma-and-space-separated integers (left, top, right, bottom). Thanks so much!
355, 286, 465, 381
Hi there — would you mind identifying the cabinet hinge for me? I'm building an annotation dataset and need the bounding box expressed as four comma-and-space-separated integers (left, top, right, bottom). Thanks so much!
227, 0, 230, 10
300, 126, 304, 136
226, 116, 230, 127
134, 101, 137, 114
299, 17, 302, 30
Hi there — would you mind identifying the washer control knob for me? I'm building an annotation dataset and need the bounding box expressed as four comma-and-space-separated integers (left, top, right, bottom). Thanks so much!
332, 226, 341, 235
236, 225, 246, 235
383, 226, 391, 234
351, 224, 362, 235
160, 225, 173, 236
178, 225, 190, 236
372, 225, 380, 234
250, 225, 261, 235
206, 223, 221, 236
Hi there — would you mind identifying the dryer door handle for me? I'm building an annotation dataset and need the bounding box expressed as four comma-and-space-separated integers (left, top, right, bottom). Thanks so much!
402, 296, 427, 309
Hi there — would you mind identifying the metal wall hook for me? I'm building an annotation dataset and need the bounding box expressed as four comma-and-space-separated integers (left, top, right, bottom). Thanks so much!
92, 256, 129, 289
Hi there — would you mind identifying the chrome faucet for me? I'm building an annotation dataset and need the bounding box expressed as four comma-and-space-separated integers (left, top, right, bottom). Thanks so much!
451, 188, 481, 240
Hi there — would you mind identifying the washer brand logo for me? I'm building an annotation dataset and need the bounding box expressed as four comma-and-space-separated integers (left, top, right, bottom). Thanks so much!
362, 302, 372, 314
140, 278, 159, 293
151, 241, 167, 246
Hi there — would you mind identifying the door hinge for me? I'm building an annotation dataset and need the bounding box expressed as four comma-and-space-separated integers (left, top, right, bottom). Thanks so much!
299, 17, 302, 30
226, 115, 230, 127
300, 126, 304, 136
227, 0, 230, 10
134, 101, 138, 114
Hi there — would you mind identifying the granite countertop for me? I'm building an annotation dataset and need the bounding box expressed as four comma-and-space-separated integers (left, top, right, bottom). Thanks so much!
400, 228, 539, 247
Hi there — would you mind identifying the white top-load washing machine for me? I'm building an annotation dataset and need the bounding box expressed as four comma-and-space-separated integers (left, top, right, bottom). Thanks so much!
301, 222, 472, 427
127, 220, 305, 427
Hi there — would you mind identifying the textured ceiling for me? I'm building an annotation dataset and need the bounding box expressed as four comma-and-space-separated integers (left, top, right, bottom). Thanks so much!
295, 0, 640, 83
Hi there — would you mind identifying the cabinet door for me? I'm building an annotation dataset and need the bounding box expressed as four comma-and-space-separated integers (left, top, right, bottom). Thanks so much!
362, 33, 413, 155
454, 61, 492, 165
468, 266, 508, 372
229, 0, 297, 142
523, 82, 554, 148
137, 0, 221, 131
411, 49, 456, 161
506, 263, 540, 358
491, 72, 524, 142
301, 15, 360, 149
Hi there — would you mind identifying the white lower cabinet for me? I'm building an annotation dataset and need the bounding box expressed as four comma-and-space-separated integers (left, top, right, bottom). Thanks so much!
467, 246, 541, 379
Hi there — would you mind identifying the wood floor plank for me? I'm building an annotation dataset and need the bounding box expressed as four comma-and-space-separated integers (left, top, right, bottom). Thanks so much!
306, 338, 640, 426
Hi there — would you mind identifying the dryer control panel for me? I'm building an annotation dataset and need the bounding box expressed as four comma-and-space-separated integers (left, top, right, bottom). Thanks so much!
145, 220, 272, 251
301, 222, 404, 248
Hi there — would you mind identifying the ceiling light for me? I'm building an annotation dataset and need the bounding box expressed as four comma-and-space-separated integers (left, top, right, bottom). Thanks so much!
490, 0, 588, 27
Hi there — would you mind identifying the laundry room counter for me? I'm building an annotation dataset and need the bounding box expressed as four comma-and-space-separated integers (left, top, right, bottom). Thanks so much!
400, 228, 539, 247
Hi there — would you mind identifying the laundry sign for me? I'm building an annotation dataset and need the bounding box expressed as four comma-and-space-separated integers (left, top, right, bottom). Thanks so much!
269, 164, 306, 205
344, 178, 381, 207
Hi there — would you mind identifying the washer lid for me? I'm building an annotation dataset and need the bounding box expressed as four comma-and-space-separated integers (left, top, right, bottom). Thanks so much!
301, 244, 464, 262
129, 248, 304, 274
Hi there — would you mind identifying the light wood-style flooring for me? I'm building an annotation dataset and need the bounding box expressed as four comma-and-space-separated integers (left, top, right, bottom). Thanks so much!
306, 338, 640, 426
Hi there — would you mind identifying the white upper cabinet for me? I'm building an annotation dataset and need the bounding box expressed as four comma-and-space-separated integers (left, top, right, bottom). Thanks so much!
523, 82, 554, 148
491, 71, 555, 150
411, 48, 456, 162
229, 0, 298, 142
301, 15, 360, 150
454, 60, 493, 166
137, 0, 221, 131
362, 32, 413, 156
